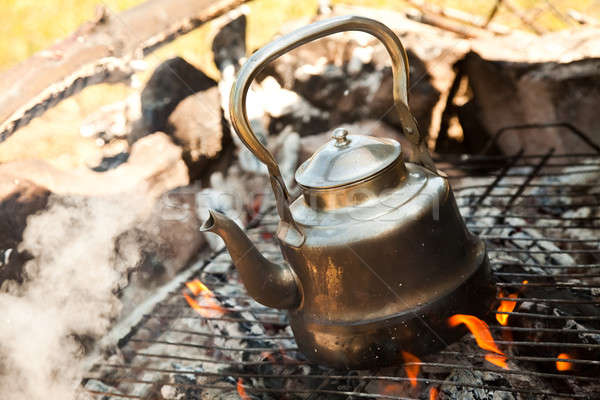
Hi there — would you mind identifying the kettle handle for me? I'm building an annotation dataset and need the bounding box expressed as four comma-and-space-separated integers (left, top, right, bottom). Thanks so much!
230, 15, 436, 236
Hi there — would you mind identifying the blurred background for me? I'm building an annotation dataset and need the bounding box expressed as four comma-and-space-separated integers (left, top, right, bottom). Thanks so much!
1, 0, 599, 168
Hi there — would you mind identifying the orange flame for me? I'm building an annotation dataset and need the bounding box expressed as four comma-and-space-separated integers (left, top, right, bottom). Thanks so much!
429, 386, 439, 400
260, 351, 276, 363
401, 351, 421, 388
496, 291, 519, 326
182, 279, 226, 318
237, 378, 250, 400
522, 280, 529, 285
448, 314, 508, 369
484, 353, 508, 369
185, 279, 211, 296
556, 353, 573, 371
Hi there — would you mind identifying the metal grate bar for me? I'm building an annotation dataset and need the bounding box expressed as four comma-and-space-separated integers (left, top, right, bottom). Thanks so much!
471, 225, 600, 230
465, 214, 600, 220
493, 271, 600, 278
138, 327, 294, 340
459, 192, 600, 199
495, 282, 600, 288
489, 249, 599, 254
92, 373, 595, 399
490, 325, 600, 335
493, 311, 600, 320
475, 150, 523, 206
96, 379, 422, 400
492, 261, 600, 269
87, 138, 600, 399
483, 236, 600, 243
127, 338, 301, 353
448, 168, 600, 179
85, 391, 143, 399
496, 296, 600, 305
438, 351, 600, 366
455, 183, 600, 191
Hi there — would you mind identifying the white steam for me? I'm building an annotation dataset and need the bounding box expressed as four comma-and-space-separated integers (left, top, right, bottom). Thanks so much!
0, 194, 147, 400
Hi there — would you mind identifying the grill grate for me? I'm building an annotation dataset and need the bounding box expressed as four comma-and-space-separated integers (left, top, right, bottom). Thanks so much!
85, 132, 600, 400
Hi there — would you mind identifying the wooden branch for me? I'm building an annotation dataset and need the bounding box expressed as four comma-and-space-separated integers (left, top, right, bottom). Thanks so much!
502, 0, 545, 35
406, 0, 510, 35
0, 0, 248, 143
483, 0, 503, 28
567, 9, 599, 26
405, 8, 492, 39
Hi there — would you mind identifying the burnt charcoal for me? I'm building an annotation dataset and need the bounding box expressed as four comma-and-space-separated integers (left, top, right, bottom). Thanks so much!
0, 178, 50, 285
0, 248, 32, 285
141, 57, 217, 133
91, 151, 130, 172
0, 179, 50, 248
80, 94, 142, 144
167, 87, 234, 183
267, 106, 330, 137
211, 14, 247, 72
440, 368, 515, 400
264, 34, 439, 137
84, 379, 124, 399
456, 52, 600, 156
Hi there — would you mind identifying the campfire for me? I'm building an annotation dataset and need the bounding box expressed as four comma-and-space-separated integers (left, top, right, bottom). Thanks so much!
82, 139, 600, 399
0, 1, 599, 400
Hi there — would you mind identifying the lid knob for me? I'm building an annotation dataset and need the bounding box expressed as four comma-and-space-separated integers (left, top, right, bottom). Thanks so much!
332, 128, 351, 148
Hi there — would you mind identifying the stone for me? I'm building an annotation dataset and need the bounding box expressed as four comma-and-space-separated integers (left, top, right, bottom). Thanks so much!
0, 132, 188, 289
167, 86, 234, 183
0, 132, 188, 199
80, 94, 142, 144
141, 57, 216, 133
258, 77, 330, 137
444, 52, 600, 155
120, 185, 206, 299
211, 13, 247, 72
0, 178, 50, 285
142, 186, 206, 280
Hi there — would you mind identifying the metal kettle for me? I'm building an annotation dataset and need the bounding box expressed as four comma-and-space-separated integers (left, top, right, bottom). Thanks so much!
202, 15, 493, 369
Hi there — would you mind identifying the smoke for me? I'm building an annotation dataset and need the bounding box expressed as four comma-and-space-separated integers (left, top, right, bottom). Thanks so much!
0, 194, 147, 400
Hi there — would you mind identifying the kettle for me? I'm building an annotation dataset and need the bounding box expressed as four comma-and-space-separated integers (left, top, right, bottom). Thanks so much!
202, 15, 493, 369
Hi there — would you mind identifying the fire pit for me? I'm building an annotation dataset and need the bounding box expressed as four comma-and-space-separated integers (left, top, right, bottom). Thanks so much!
84, 127, 600, 399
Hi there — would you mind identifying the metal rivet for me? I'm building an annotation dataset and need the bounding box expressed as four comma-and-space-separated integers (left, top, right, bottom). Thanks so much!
332, 128, 350, 147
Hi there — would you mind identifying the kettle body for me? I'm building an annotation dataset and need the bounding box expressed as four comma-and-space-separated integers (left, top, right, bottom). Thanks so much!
283, 161, 490, 368
203, 15, 494, 369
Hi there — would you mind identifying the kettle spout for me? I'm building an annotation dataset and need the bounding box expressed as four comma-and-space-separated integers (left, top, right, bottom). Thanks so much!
200, 210, 302, 310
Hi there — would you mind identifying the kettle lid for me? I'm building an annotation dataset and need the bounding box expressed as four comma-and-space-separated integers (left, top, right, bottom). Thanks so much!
295, 128, 402, 189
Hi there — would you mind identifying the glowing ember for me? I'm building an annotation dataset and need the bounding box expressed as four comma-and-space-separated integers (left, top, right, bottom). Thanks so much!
381, 383, 403, 395
260, 344, 295, 364
496, 291, 519, 326
237, 378, 250, 399
429, 386, 439, 400
182, 279, 227, 318
401, 351, 421, 388
556, 353, 573, 371
448, 314, 508, 369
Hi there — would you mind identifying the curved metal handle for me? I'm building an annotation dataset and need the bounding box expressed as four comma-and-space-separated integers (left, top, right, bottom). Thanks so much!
229, 15, 435, 241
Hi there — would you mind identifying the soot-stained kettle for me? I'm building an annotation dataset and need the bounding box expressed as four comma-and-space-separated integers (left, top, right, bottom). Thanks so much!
201, 15, 493, 369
